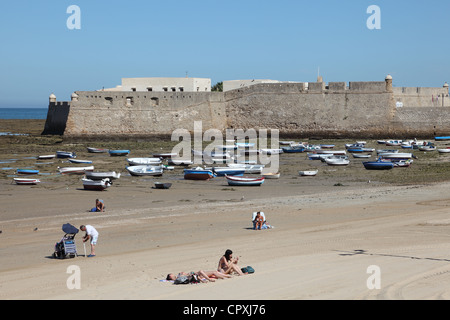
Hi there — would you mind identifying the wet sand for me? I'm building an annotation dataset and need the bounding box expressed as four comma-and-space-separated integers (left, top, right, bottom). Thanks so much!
1, 120, 450, 300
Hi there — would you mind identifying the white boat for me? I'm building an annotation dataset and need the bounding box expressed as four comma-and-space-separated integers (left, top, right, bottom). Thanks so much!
37, 154, 55, 160
437, 148, 450, 153
279, 141, 296, 145
225, 175, 265, 186
352, 153, 371, 158
13, 178, 41, 185
262, 172, 280, 179
378, 152, 414, 160
68, 159, 93, 164
299, 170, 318, 176
324, 158, 350, 166
126, 165, 163, 176
85, 171, 121, 180
418, 146, 436, 151
58, 166, 94, 174
227, 163, 265, 174
82, 178, 111, 191
385, 140, 403, 146
127, 157, 162, 166
87, 147, 108, 153
314, 149, 347, 155
260, 148, 283, 155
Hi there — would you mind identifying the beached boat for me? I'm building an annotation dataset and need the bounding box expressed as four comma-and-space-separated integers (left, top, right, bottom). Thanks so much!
225, 175, 265, 186
262, 172, 280, 179
307, 153, 322, 160
347, 147, 374, 153
154, 182, 172, 189
392, 159, 413, 168
437, 148, 450, 153
215, 145, 237, 151
435, 136, 450, 141
127, 157, 162, 166
385, 140, 402, 146
299, 170, 318, 176
279, 141, 296, 145
324, 158, 350, 166
153, 152, 177, 159
37, 154, 55, 160
58, 166, 94, 175
168, 159, 194, 166
126, 165, 163, 176
85, 171, 121, 180
260, 148, 283, 155
418, 145, 436, 151
109, 149, 130, 156
378, 152, 414, 160
56, 151, 76, 159
16, 169, 39, 175
235, 142, 255, 148
183, 167, 215, 180
227, 163, 265, 174
13, 177, 41, 185
68, 159, 93, 164
352, 153, 371, 158
87, 147, 108, 153
363, 159, 394, 170
281, 146, 305, 153
320, 144, 335, 149
319, 155, 348, 162
82, 178, 111, 191
376, 149, 398, 154
209, 167, 245, 177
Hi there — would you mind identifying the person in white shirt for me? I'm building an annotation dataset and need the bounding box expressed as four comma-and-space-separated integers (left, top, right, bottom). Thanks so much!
80, 225, 99, 257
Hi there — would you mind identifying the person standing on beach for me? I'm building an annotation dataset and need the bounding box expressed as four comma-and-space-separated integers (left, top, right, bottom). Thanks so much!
80, 225, 99, 257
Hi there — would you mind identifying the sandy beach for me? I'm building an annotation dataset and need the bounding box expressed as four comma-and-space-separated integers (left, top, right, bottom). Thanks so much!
1, 121, 450, 301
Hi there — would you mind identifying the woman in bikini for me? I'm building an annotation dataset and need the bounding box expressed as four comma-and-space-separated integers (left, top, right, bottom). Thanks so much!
217, 249, 246, 276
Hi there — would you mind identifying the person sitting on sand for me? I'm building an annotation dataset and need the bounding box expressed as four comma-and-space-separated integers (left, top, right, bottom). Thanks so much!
166, 270, 231, 283
90, 199, 105, 212
217, 249, 246, 276
253, 211, 264, 230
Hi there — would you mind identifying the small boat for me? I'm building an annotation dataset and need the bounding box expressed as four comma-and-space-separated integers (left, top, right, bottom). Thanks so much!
154, 182, 172, 189
418, 145, 436, 151
320, 144, 335, 149
260, 148, 283, 155
352, 153, 371, 158
437, 148, 450, 153
225, 175, 265, 186
87, 147, 108, 153
281, 146, 305, 153
184, 167, 215, 180
210, 167, 245, 177
126, 165, 163, 176
58, 166, 94, 175
68, 159, 93, 164
377, 140, 386, 144
85, 171, 121, 180
56, 151, 76, 159
227, 163, 265, 174
279, 141, 296, 145
307, 153, 322, 160
235, 142, 255, 148
299, 170, 318, 176
347, 147, 374, 153
16, 169, 39, 175
262, 172, 280, 179
37, 154, 55, 160
215, 145, 237, 151
363, 158, 394, 170
376, 149, 398, 155
109, 149, 130, 156
315, 149, 347, 155
385, 140, 402, 146
319, 155, 348, 162
153, 152, 177, 159
13, 177, 40, 185
127, 157, 162, 166
168, 159, 194, 166
392, 160, 413, 168
82, 178, 111, 191
435, 136, 450, 141
378, 152, 413, 160
324, 158, 350, 166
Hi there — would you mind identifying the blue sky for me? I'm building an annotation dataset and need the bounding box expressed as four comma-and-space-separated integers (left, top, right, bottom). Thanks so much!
0, 0, 449, 107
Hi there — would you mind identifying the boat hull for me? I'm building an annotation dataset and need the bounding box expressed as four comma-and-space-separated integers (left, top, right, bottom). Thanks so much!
363, 162, 394, 170
226, 175, 265, 186
14, 178, 40, 185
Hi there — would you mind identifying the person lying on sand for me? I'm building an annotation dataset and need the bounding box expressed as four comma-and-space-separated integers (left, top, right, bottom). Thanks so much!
166, 270, 231, 283
217, 249, 247, 276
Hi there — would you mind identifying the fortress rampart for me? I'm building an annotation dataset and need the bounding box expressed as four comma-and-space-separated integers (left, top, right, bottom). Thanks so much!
42, 76, 450, 139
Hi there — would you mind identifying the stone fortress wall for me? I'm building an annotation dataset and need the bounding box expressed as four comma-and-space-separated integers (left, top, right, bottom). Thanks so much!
42, 76, 450, 139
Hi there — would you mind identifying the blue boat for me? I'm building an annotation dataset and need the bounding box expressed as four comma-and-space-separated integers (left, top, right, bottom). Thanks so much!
183, 168, 215, 180
363, 158, 394, 170
281, 146, 305, 153
17, 169, 39, 174
435, 136, 450, 141
108, 150, 130, 156
211, 167, 245, 177
56, 151, 76, 159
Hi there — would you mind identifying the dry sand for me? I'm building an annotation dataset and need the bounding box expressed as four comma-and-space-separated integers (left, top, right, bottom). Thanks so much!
1, 170, 450, 300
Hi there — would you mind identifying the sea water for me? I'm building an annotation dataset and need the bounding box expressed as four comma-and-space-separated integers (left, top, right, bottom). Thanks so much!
0, 107, 47, 120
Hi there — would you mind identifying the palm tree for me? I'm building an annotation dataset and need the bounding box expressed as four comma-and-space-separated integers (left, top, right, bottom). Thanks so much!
211, 81, 223, 92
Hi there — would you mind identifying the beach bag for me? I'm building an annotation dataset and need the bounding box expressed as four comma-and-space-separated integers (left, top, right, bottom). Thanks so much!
241, 266, 255, 274
174, 275, 190, 285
